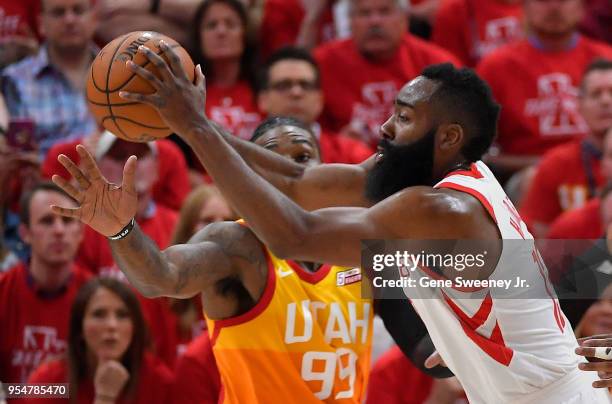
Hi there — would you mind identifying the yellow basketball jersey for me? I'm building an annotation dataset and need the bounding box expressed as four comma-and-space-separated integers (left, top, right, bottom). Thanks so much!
206, 248, 373, 404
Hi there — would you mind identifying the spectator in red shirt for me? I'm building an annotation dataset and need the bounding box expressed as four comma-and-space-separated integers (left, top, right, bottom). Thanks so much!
257, 46, 372, 164
547, 128, 612, 240
74, 135, 178, 276
365, 345, 466, 404
0, 182, 92, 383
314, 0, 460, 149
432, 0, 523, 67
192, 0, 261, 142
42, 131, 190, 212
477, 0, 612, 175
0, 0, 40, 68
260, 0, 337, 59
547, 185, 609, 240
26, 277, 173, 404
171, 331, 220, 404
520, 58, 612, 237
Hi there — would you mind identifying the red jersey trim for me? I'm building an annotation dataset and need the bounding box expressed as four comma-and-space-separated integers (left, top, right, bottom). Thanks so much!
210, 249, 276, 345
436, 181, 498, 224
441, 290, 513, 366
286, 260, 332, 284
444, 163, 484, 179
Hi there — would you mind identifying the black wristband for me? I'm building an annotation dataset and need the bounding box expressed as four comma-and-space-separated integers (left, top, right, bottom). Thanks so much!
150, 0, 160, 14
108, 218, 135, 241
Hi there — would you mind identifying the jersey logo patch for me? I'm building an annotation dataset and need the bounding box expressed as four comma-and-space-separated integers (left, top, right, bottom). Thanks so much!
336, 268, 362, 286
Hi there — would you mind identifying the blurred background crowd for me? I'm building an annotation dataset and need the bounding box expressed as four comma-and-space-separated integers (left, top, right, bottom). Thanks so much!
0, 0, 611, 402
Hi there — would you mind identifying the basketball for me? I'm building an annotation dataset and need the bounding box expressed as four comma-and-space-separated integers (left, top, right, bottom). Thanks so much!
86, 31, 195, 142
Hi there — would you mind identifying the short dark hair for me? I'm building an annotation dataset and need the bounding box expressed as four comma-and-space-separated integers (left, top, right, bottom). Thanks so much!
19, 182, 76, 227
421, 63, 501, 162
257, 46, 321, 93
68, 277, 149, 402
250, 116, 315, 143
580, 58, 612, 94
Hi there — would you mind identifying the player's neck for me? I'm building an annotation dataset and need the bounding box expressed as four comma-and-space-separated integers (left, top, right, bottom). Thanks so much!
211, 59, 241, 88
528, 30, 579, 52
29, 256, 73, 292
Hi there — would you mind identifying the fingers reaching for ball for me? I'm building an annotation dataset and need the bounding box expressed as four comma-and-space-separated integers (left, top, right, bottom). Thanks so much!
575, 335, 612, 388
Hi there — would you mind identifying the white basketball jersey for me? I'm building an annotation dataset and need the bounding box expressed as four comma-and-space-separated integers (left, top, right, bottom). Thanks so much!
404, 161, 609, 404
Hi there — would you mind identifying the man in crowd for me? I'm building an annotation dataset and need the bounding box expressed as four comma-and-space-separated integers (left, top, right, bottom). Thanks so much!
1, 0, 98, 156
477, 0, 612, 175
314, 0, 459, 149
257, 46, 372, 164
520, 59, 612, 238
432, 0, 522, 67
0, 182, 91, 383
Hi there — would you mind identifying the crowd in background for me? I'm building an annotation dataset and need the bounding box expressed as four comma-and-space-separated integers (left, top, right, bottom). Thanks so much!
0, 0, 611, 403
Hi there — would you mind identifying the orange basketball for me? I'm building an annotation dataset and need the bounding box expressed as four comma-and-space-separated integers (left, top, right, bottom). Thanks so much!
86, 31, 195, 142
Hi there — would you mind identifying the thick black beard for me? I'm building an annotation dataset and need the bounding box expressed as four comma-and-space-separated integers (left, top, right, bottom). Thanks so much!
365, 129, 436, 203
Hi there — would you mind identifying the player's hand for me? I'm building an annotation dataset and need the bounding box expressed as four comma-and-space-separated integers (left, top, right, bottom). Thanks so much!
94, 359, 129, 400
119, 41, 208, 140
424, 350, 447, 368
576, 334, 612, 388
50, 144, 138, 237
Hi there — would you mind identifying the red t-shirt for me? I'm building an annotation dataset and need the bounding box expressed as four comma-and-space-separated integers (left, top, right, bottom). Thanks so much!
520, 140, 603, 229
314, 34, 460, 148
319, 129, 373, 163
75, 204, 177, 275
0, 262, 92, 383
143, 297, 206, 369
432, 0, 523, 67
0, 0, 40, 41
260, 0, 336, 60
477, 36, 612, 156
205, 81, 262, 141
172, 331, 221, 404
25, 354, 173, 404
42, 138, 190, 211
365, 345, 434, 404
547, 198, 603, 239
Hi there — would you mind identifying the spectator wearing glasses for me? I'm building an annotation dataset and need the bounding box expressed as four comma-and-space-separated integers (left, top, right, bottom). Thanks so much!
1, 0, 98, 156
257, 47, 372, 164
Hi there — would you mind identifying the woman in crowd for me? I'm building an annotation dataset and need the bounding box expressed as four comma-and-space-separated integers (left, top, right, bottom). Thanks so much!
192, 0, 261, 141
26, 277, 173, 403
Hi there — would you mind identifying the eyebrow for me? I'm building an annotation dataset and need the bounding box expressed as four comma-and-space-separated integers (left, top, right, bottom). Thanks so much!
291, 138, 314, 146
395, 99, 415, 108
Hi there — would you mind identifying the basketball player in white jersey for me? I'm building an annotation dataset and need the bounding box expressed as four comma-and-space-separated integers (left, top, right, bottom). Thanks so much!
58, 44, 608, 402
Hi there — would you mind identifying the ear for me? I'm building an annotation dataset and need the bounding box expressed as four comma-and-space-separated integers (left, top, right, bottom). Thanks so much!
18, 223, 32, 245
438, 124, 464, 151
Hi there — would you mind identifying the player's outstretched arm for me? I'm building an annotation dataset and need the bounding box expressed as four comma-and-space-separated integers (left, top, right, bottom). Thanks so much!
50, 146, 265, 313
121, 43, 374, 211
206, 121, 375, 210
